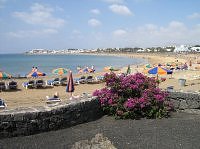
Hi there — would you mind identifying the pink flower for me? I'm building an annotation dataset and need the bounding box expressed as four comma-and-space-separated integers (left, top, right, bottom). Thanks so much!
130, 84, 138, 90
154, 94, 164, 101
139, 97, 145, 103
124, 98, 137, 109
108, 99, 113, 105
140, 104, 145, 108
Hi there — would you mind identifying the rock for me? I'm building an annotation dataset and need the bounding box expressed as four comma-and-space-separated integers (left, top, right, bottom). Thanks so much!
71, 133, 116, 149
179, 100, 188, 110
187, 100, 200, 109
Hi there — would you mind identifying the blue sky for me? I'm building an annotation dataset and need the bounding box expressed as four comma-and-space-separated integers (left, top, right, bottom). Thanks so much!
0, 0, 200, 53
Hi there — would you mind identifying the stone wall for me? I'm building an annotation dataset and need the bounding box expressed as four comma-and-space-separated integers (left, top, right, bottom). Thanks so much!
0, 97, 103, 139
0, 92, 200, 139
167, 92, 200, 112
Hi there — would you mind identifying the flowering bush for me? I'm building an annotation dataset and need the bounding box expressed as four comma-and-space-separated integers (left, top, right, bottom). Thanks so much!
93, 72, 173, 119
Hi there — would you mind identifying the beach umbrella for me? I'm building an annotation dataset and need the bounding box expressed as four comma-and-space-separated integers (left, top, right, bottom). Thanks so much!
0, 71, 12, 79
52, 68, 68, 76
27, 71, 46, 78
148, 66, 173, 75
145, 64, 151, 68
109, 66, 114, 72
83, 67, 89, 73
66, 71, 74, 99
104, 66, 119, 72
78, 69, 83, 74
104, 66, 114, 71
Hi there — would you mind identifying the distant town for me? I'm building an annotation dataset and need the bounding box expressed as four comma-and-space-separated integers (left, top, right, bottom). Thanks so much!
25, 45, 200, 55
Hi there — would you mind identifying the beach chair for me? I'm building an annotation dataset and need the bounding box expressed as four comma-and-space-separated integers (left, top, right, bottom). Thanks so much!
74, 78, 80, 85
0, 99, 7, 109
79, 76, 86, 84
8, 81, 18, 90
27, 80, 35, 89
52, 78, 60, 86
86, 75, 95, 84
0, 82, 6, 91
35, 79, 45, 88
60, 77, 68, 86
46, 80, 54, 87
46, 96, 61, 103
96, 76, 104, 82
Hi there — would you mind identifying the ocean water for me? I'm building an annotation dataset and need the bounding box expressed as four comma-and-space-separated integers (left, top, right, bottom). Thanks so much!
0, 54, 147, 77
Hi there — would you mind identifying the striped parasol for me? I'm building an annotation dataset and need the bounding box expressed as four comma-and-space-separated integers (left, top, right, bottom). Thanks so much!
0, 71, 12, 79
52, 68, 68, 76
148, 66, 172, 75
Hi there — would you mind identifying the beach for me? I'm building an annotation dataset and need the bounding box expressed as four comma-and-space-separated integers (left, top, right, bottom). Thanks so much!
0, 52, 200, 110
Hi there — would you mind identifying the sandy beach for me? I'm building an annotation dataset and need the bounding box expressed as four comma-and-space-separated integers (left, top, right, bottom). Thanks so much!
0, 52, 200, 109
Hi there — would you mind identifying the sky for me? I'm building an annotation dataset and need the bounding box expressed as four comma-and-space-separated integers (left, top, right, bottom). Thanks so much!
0, 0, 200, 53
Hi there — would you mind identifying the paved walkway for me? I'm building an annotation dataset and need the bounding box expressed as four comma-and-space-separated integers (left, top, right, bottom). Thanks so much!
0, 112, 200, 149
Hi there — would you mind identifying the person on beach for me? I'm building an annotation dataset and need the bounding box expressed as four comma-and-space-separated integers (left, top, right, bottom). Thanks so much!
53, 92, 59, 98
126, 65, 131, 75
46, 92, 60, 102
91, 65, 95, 73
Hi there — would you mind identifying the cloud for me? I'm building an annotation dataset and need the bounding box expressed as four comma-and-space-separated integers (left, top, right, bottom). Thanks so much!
8, 28, 58, 38
124, 21, 200, 47
90, 9, 101, 15
188, 12, 200, 19
109, 4, 133, 16
70, 29, 83, 39
72, 29, 81, 35
103, 0, 124, 3
88, 18, 102, 27
113, 29, 127, 36
13, 3, 65, 28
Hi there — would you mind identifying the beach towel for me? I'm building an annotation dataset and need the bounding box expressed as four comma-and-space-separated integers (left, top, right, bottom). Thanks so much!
46, 96, 61, 103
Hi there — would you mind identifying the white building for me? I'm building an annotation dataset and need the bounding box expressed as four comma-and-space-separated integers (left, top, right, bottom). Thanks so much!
174, 45, 190, 52
190, 46, 200, 52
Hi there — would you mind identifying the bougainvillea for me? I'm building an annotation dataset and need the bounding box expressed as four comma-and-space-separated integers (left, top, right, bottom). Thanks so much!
93, 72, 173, 119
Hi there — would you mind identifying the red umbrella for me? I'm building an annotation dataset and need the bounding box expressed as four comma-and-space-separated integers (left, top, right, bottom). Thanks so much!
66, 71, 74, 98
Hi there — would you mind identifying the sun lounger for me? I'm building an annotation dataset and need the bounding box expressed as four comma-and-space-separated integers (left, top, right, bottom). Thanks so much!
79, 76, 86, 84
0, 99, 7, 109
60, 77, 68, 86
86, 76, 96, 84
46, 80, 54, 86
0, 82, 6, 91
46, 96, 61, 103
74, 78, 80, 85
52, 78, 60, 86
22, 80, 35, 89
96, 76, 104, 82
35, 79, 45, 88
8, 81, 18, 90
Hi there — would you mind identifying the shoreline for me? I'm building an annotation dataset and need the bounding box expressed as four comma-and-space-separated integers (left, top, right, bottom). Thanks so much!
0, 52, 200, 109
0, 53, 138, 77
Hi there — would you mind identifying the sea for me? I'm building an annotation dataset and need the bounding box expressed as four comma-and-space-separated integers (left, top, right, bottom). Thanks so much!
0, 54, 147, 77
